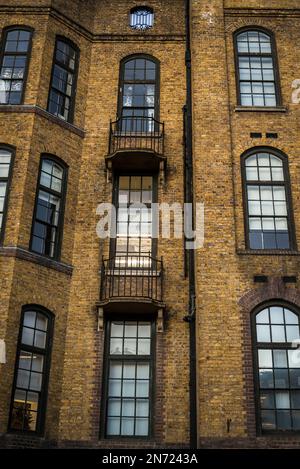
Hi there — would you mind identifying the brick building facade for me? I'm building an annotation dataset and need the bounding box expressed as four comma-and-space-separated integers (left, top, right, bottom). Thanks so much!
0, 0, 300, 449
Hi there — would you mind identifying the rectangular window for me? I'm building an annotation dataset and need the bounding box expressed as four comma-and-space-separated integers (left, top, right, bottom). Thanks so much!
236, 30, 279, 107
0, 147, 13, 241
0, 28, 32, 105
114, 175, 154, 267
104, 320, 154, 437
9, 308, 53, 434
47, 38, 78, 123
30, 157, 67, 259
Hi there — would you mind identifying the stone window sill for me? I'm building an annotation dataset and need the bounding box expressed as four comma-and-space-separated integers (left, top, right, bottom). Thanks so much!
0, 246, 73, 275
0, 105, 85, 137
234, 106, 288, 113
237, 249, 300, 256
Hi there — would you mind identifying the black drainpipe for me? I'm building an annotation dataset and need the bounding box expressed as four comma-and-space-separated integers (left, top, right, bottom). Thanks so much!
183, 0, 197, 449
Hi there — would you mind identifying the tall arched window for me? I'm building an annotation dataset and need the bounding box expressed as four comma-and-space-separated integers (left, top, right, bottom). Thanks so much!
47, 36, 79, 123
118, 55, 159, 132
253, 304, 300, 433
9, 306, 54, 434
0, 145, 14, 243
242, 148, 295, 250
30, 155, 68, 259
234, 28, 280, 107
0, 26, 33, 104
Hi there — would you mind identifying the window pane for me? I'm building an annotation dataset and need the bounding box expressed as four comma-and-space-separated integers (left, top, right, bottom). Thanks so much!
258, 349, 273, 368
110, 338, 123, 355
274, 369, 289, 388
107, 399, 121, 416
136, 399, 149, 416
286, 326, 300, 343
122, 399, 135, 416
22, 327, 34, 347
275, 392, 290, 408
273, 350, 287, 368
109, 379, 121, 397
260, 391, 275, 409
290, 369, 300, 388
285, 310, 299, 325
277, 410, 291, 429
109, 363, 122, 379
135, 418, 149, 436
271, 325, 286, 342
261, 410, 276, 430
123, 363, 136, 379
256, 309, 269, 324
259, 369, 274, 388
257, 325, 271, 342
107, 417, 120, 435
121, 418, 134, 435
137, 339, 151, 355
270, 306, 284, 324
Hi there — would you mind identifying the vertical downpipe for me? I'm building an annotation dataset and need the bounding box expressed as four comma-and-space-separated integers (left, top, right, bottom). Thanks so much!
184, 0, 197, 449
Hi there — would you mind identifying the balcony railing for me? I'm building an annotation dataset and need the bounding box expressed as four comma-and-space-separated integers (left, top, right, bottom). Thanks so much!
100, 254, 163, 303
108, 116, 164, 156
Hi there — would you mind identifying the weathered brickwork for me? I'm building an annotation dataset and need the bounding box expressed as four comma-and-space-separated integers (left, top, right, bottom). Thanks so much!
0, 0, 300, 450
193, 0, 300, 448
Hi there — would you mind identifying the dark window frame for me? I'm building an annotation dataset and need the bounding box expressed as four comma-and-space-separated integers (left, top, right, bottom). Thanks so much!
47, 35, 79, 124
129, 6, 154, 30
118, 54, 160, 125
233, 26, 282, 107
252, 301, 300, 435
29, 153, 68, 261
241, 147, 296, 251
109, 172, 158, 262
0, 143, 15, 245
100, 316, 156, 439
8, 304, 54, 436
0, 25, 34, 105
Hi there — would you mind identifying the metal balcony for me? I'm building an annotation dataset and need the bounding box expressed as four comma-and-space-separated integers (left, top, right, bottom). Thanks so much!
100, 254, 163, 306
108, 116, 164, 156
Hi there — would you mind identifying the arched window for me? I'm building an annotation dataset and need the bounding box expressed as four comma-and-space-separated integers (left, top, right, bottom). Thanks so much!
242, 148, 294, 250
47, 36, 79, 123
253, 304, 300, 432
118, 55, 159, 132
234, 28, 280, 107
0, 26, 33, 104
0, 145, 14, 242
130, 7, 154, 30
30, 155, 67, 259
9, 306, 54, 434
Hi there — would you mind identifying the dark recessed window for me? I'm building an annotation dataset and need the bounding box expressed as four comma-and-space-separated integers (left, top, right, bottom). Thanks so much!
0, 146, 14, 242
47, 37, 79, 123
9, 307, 53, 434
253, 304, 300, 433
130, 7, 154, 30
104, 320, 154, 437
235, 29, 280, 107
0, 27, 33, 104
113, 175, 154, 267
119, 55, 158, 132
30, 156, 67, 259
242, 149, 294, 250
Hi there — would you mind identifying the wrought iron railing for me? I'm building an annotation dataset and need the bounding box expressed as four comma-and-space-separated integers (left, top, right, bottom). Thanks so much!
108, 116, 164, 156
100, 254, 163, 302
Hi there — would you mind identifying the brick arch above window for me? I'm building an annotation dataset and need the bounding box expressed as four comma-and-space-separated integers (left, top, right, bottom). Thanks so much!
239, 278, 300, 315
